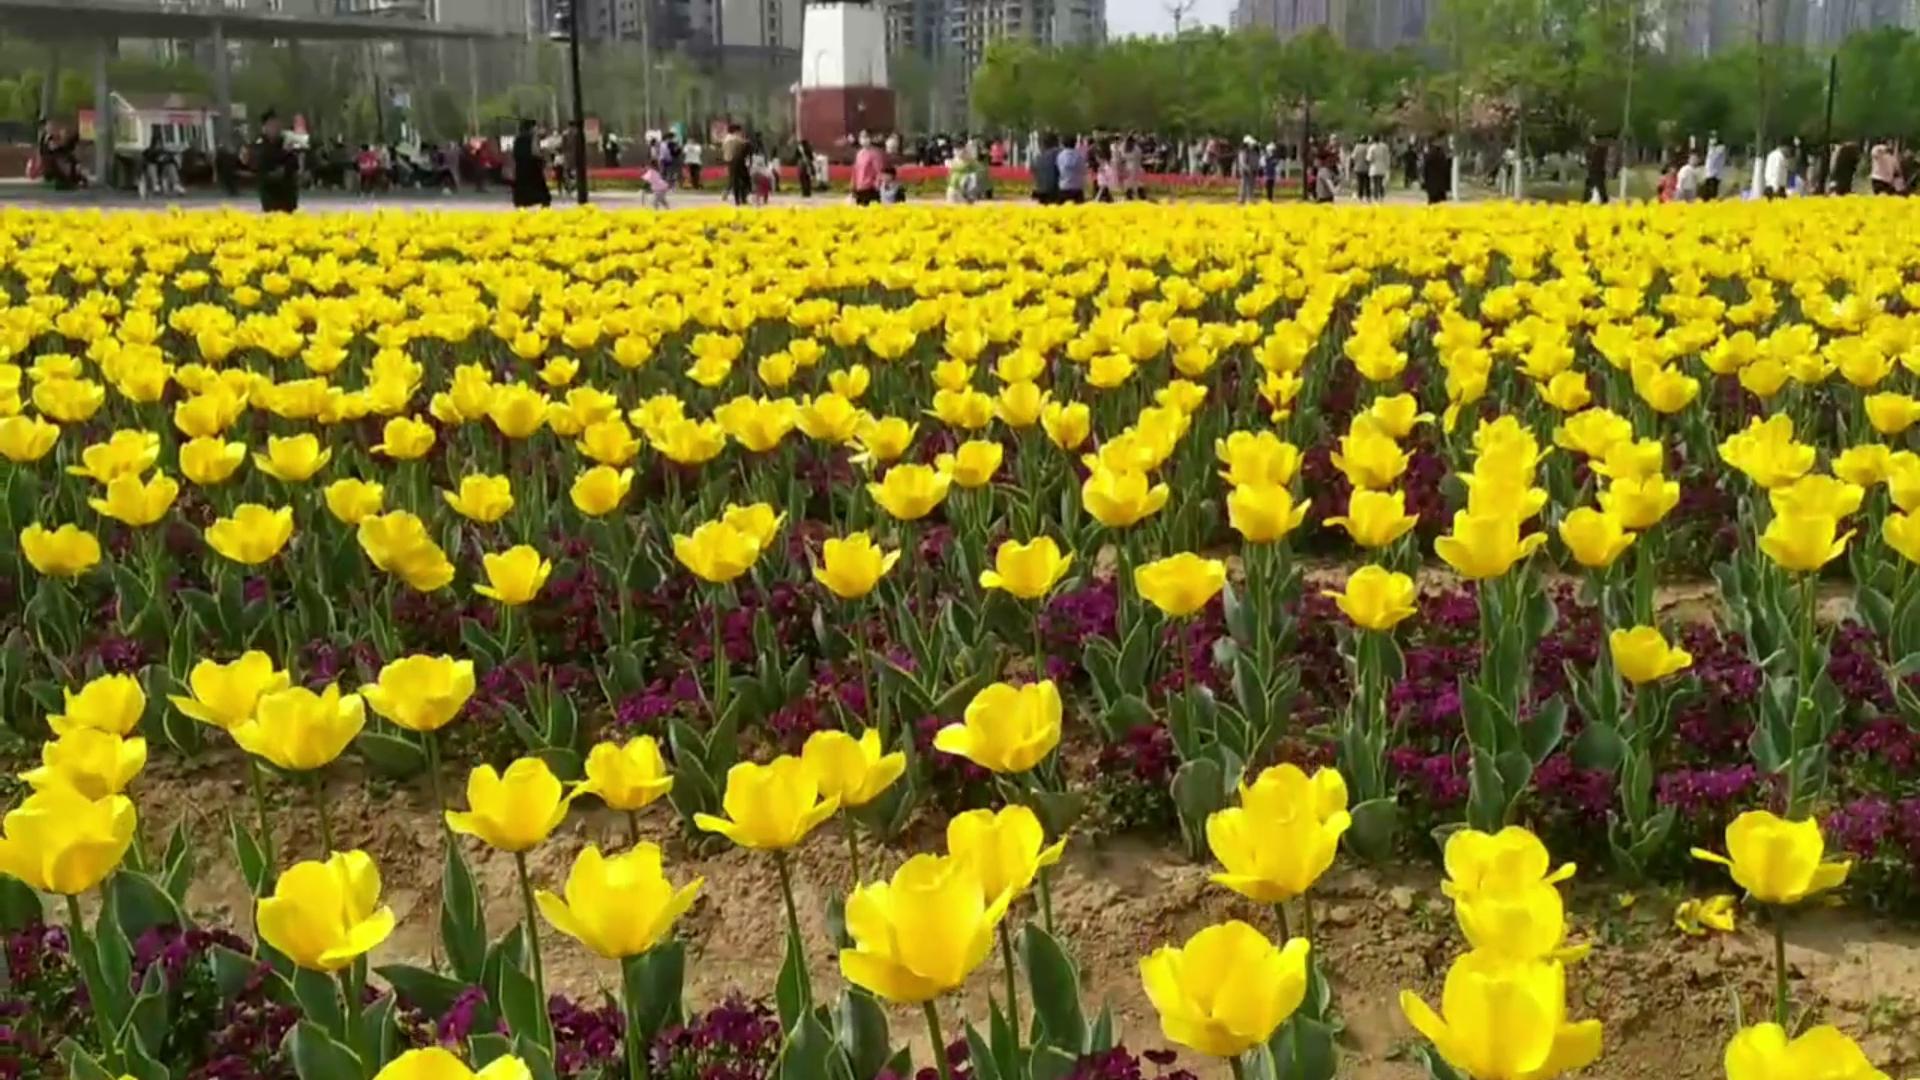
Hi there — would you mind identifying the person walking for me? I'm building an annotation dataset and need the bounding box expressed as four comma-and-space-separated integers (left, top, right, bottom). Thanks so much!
1031, 132, 1061, 204
1830, 139, 1861, 194
1763, 138, 1791, 199
721, 124, 750, 206
1420, 138, 1451, 205
1367, 135, 1390, 202
511, 118, 551, 208
1058, 135, 1087, 204
1235, 136, 1259, 204
1701, 133, 1726, 200
1584, 136, 1610, 204
1871, 137, 1899, 194
852, 134, 885, 206
796, 139, 815, 198
684, 138, 703, 189
253, 110, 301, 213
1674, 152, 1704, 202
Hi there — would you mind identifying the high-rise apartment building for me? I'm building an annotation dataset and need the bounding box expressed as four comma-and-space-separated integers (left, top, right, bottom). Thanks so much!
1659, 0, 1913, 55
886, 0, 1104, 63
1230, 0, 1426, 48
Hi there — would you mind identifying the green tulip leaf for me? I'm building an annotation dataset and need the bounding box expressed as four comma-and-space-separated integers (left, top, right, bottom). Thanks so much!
1019, 924, 1087, 1054
377, 963, 470, 1019
286, 1020, 364, 1080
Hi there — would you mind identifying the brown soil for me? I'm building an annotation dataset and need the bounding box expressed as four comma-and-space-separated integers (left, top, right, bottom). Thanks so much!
133, 755, 1920, 1080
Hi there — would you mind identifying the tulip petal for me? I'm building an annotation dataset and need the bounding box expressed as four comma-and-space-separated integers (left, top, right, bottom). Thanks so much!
319, 906, 396, 968
1534, 1019, 1604, 1079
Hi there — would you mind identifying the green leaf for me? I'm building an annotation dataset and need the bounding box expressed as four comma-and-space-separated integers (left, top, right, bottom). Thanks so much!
161, 821, 194, 904
286, 1020, 364, 1080
833, 987, 892, 1080
376, 963, 470, 1019
1570, 721, 1627, 772
292, 965, 347, 1040
123, 963, 171, 1054
469, 1033, 515, 1067
498, 952, 545, 1043
774, 923, 811, 1032
1521, 696, 1566, 765
440, 843, 487, 984
964, 1022, 1004, 1080
621, 940, 686, 1050
0, 874, 42, 932
1344, 797, 1401, 863
56, 1040, 118, 1080
513, 1034, 560, 1080
1019, 925, 1087, 1054
230, 815, 271, 898
778, 1011, 839, 1080
356, 731, 427, 778
1029, 1043, 1077, 1080
107, 869, 189, 941
1270, 1014, 1339, 1080
356, 992, 399, 1073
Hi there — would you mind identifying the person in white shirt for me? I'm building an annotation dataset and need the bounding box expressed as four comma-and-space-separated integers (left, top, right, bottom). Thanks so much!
1674, 153, 1703, 202
1367, 137, 1391, 202
1763, 139, 1791, 199
1702, 134, 1726, 200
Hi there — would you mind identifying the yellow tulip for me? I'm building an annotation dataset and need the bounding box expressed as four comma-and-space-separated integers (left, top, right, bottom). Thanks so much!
230, 683, 366, 772
1865, 392, 1920, 436
1140, 920, 1310, 1058
1551, 408, 1634, 460
803, 728, 906, 809
935, 680, 1062, 774
673, 521, 761, 584
20, 523, 101, 577
49, 674, 146, 737
178, 437, 246, 486
1557, 507, 1636, 569
256, 850, 397, 972
945, 804, 1066, 901
443, 475, 515, 524
721, 501, 785, 551
1719, 415, 1815, 490
476, 546, 552, 606
1442, 826, 1576, 899
577, 736, 674, 811
1081, 465, 1170, 529
68, 430, 160, 483
1400, 952, 1602, 1080
1884, 509, 1920, 565
813, 533, 899, 600
1227, 483, 1309, 544
1434, 510, 1548, 580
0, 415, 57, 462
537, 843, 702, 960
1324, 565, 1417, 631
570, 466, 634, 517
1758, 513, 1852, 573
1208, 764, 1350, 902
1769, 474, 1864, 520
1833, 444, 1893, 487
693, 756, 839, 851
19, 727, 145, 800
488, 385, 550, 439
1330, 424, 1408, 490
715, 397, 798, 454
797, 392, 863, 444
88, 473, 179, 527
1691, 810, 1850, 905
979, 536, 1073, 600
324, 479, 386, 526
1364, 393, 1433, 439
373, 1046, 532, 1080
650, 417, 725, 465
0, 787, 136, 895
1724, 1024, 1888, 1080
374, 416, 437, 460
868, 463, 952, 521
1537, 370, 1591, 412
357, 511, 456, 592
995, 380, 1046, 428
1324, 488, 1419, 549
1673, 894, 1738, 936
937, 439, 1004, 488
1134, 552, 1227, 618
360, 655, 475, 734
1215, 430, 1303, 487
839, 853, 1010, 1004
168, 651, 289, 731
829, 364, 870, 399
1041, 400, 1091, 450
447, 757, 572, 852
253, 433, 331, 483
1596, 474, 1680, 530
1454, 880, 1585, 964
851, 415, 915, 465
205, 504, 295, 565
1608, 626, 1692, 685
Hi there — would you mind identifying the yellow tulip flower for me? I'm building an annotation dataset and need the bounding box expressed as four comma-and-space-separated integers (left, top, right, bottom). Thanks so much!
1537, 370, 1591, 412
256, 850, 397, 972
446, 757, 572, 853
358, 511, 457, 592
1330, 424, 1408, 491
49, 674, 146, 737
1719, 414, 1815, 490
373, 416, 437, 460
868, 463, 952, 521
1040, 400, 1091, 451
673, 521, 761, 584
797, 392, 863, 444
68, 430, 160, 483
570, 466, 634, 517
1323, 489, 1418, 549
937, 439, 1004, 488
1758, 512, 1852, 573
0, 787, 137, 895
979, 536, 1073, 600
945, 804, 1066, 901
1081, 465, 1169, 529
829, 364, 870, 400
1833, 444, 1893, 487
1691, 810, 1850, 905
1215, 430, 1303, 487
1324, 565, 1417, 631
1434, 510, 1548, 580
230, 683, 366, 772
693, 756, 839, 851
252, 433, 332, 483
934, 680, 1062, 774
1551, 407, 1634, 460
1442, 826, 1576, 899
0, 415, 57, 462
20, 523, 101, 578
1884, 509, 1920, 564
719, 503, 784, 553
443, 475, 515, 524
324, 479, 386, 526
1557, 507, 1636, 570
1768, 474, 1864, 520
1608, 626, 1693, 685
1207, 765, 1350, 903
1865, 392, 1920, 436
803, 728, 906, 810
488, 385, 550, 440
1134, 552, 1227, 619
1454, 879, 1585, 964
714, 397, 798, 454
373, 1046, 532, 1080
205, 504, 295, 565
19, 727, 145, 800
1596, 474, 1680, 530
851, 415, 916, 465
179, 437, 247, 486
475, 546, 552, 606
839, 853, 1010, 1004
1724, 1023, 1888, 1080
88, 472, 179, 527
577, 736, 674, 811
995, 380, 1045, 428
1400, 952, 1602, 1080
1140, 920, 1310, 1059
32, 377, 103, 423
168, 651, 289, 732
360, 654, 475, 734
537, 843, 702, 961
1227, 483, 1309, 544
813, 532, 899, 600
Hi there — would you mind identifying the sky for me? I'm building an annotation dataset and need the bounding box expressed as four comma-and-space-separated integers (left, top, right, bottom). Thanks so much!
1106, 0, 1234, 37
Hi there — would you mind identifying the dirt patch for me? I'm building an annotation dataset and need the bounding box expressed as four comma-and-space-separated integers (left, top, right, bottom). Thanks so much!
131, 756, 1920, 1079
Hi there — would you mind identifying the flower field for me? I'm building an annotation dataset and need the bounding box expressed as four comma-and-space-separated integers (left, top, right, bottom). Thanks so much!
0, 202, 1918, 1080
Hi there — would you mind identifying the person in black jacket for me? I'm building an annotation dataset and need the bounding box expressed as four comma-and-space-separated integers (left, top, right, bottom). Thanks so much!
1830, 140, 1862, 195
1421, 137, 1452, 205
511, 118, 551, 208
253, 111, 300, 213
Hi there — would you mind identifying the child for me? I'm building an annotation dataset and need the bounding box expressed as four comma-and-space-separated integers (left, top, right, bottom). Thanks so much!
750, 152, 774, 206
642, 163, 671, 210
879, 165, 906, 204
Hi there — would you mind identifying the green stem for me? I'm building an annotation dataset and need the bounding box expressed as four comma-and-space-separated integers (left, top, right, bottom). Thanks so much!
1176, 617, 1193, 694
1230, 1058, 1248, 1080
857, 598, 883, 740
711, 587, 730, 722
247, 757, 277, 881
774, 852, 810, 1010
845, 818, 865, 884
514, 851, 552, 1050
627, 809, 646, 851
309, 771, 334, 856
340, 958, 366, 1050
1274, 900, 1292, 942
923, 1000, 955, 1080
1302, 889, 1316, 945
998, 920, 1021, 1025
424, 732, 449, 824
1773, 908, 1790, 1029
66, 894, 119, 1066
